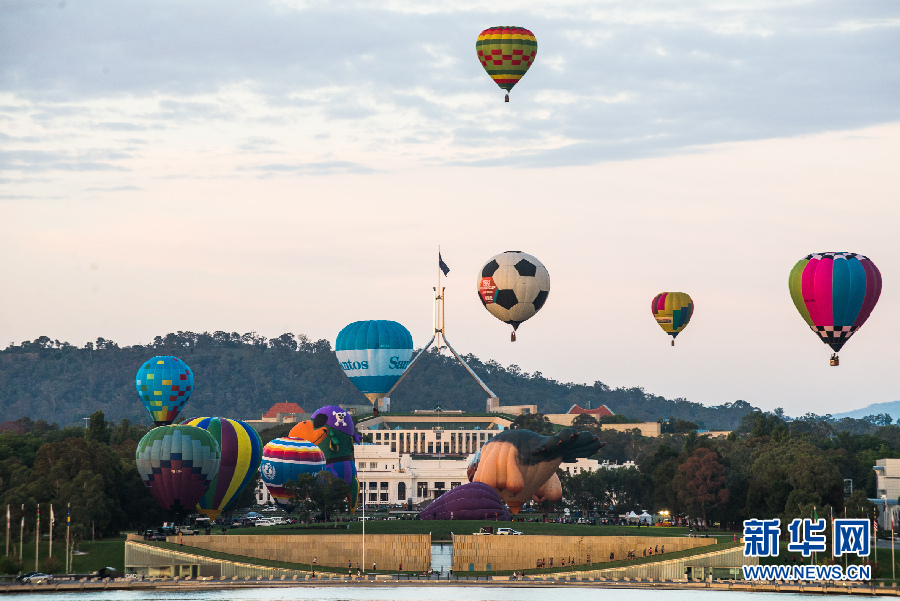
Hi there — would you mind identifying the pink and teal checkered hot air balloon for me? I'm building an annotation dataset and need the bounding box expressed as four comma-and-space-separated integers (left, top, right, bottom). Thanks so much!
789, 252, 882, 366
135, 356, 194, 425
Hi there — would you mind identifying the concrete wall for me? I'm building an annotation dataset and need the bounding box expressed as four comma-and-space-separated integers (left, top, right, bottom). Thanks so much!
178, 534, 430, 571
125, 541, 309, 579
452, 535, 717, 572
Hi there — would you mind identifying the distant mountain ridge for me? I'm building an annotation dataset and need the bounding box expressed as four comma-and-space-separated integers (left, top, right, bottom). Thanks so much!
831, 400, 900, 422
0, 332, 759, 430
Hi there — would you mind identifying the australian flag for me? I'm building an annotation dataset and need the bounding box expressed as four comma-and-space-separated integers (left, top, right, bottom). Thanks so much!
438, 253, 450, 276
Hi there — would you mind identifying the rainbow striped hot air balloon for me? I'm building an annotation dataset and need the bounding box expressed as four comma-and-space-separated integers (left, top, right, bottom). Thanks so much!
135, 356, 194, 425
789, 252, 882, 365
651, 292, 694, 346
135, 425, 221, 515
183, 417, 262, 520
476, 26, 537, 102
259, 438, 326, 507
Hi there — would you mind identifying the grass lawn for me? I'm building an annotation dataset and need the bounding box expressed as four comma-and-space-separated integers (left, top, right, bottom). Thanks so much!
225, 520, 729, 541
0, 537, 124, 575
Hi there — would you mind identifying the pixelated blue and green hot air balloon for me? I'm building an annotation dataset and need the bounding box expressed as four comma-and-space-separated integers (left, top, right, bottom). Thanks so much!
335, 320, 413, 406
135, 356, 194, 426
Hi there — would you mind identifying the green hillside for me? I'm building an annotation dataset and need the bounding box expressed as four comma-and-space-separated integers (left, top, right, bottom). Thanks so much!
0, 332, 755, 429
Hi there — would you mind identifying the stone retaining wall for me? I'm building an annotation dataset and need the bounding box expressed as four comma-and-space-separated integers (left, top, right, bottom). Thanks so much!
453, 535, 717, 572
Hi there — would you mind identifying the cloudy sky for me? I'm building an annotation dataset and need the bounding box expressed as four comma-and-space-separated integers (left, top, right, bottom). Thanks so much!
2, 0, 898, 417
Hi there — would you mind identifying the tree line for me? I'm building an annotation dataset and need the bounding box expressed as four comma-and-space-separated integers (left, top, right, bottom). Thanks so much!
557, 410, 888, 531
2, 332, 762, 429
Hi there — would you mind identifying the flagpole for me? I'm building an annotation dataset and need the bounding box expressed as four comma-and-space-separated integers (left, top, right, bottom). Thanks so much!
34, 504, 39, 571
891, 505, 895, 582
49, 504, 53, 559
19, 504, 24, 560
65, 503, 70, 574
5, 505, 8, 557
436, 245, 442, 354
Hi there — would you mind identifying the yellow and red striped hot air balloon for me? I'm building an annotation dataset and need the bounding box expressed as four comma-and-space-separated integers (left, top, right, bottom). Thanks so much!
476, 26, 537, 102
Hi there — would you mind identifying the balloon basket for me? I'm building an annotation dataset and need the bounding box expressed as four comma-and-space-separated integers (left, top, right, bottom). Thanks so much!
830, 354, 839, 367
671, 340, 674, 347
505, 94, 509, 103
510, 331, 516, 342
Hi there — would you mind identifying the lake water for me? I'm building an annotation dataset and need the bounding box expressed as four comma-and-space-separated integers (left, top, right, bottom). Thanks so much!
0, 587, 807, 601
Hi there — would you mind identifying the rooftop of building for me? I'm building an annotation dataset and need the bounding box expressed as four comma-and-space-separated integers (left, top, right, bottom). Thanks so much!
568, 404, 614, 417
262, 402, 305, 418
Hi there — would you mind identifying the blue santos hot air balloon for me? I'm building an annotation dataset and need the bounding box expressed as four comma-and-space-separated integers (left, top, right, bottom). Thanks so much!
335, 320, 413, 406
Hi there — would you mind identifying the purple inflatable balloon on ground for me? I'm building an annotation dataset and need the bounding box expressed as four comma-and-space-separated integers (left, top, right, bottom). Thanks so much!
419, 482, 511, 521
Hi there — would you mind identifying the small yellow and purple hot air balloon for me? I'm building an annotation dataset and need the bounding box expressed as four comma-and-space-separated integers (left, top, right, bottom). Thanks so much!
789, 252, 882, 366
651, 292, 694, 346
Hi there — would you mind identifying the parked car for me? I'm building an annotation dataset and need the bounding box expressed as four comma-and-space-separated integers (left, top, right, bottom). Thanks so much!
496, 528, 522, 535
20, 573, 53, 584
254, 518, 275, 527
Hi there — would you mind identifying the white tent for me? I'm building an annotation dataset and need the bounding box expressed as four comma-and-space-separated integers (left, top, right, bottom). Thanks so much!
626, 511, 640, 520
639, 511, 652, 523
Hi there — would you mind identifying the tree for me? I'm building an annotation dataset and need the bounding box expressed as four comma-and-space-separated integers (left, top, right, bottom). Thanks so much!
511, 413, 553, 435
675, 447, 728, 526
307, 472, 351, 523
571, 414, 599, 431
85, 410, 110, 445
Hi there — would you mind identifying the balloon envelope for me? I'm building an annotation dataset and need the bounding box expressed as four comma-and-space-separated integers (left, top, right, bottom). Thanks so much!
260, 437, 326, 507
651, 292, 694, 340
135, 356, 194, 425
789, 252, 882, 353
420, 482, 511, 521
478, 251, 550, 333
335, 320, 413, 403
476, 27, 537, 96
135, 425, 220, 514
183, 417, 262, 520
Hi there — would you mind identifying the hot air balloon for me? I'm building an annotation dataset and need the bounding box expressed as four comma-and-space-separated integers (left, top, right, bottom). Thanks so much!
135, 356, 194, 425
478, 251, 550, 341
259, 438, 326, 507
419, 482, 511, 521
182, 417, 262, 520
135, 425, 220, 515
471, 428, 603, 515
289, 406, 362, 510
789, 252, 882, 366
651, 292, 694, 346
476, 26, 537, 102
335, 320, 413, 407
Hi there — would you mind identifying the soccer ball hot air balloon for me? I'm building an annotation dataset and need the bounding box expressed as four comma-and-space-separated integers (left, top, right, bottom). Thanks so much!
789, 252, 882, 366
135, 356, 194, 426
478, 251, 550, 341
476, 26, 537, 102
335, 320, 413, 408
182, 417, 262, 520
259, 438, 326, 508
135, 425, 221, 515
651, 292, 694, 346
